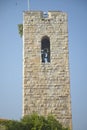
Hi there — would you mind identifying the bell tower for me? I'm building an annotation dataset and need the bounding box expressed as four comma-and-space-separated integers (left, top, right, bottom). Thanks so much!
23, 11, 72, 129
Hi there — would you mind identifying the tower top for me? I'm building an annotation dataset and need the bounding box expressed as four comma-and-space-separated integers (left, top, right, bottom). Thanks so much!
23, 11, 68, 25
23, 10, 67, 18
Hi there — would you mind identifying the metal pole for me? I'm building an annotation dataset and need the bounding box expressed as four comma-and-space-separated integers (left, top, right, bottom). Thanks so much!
28, 0, 30, 10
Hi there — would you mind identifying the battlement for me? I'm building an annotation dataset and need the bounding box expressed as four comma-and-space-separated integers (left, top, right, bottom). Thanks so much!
23, 11, 67, 21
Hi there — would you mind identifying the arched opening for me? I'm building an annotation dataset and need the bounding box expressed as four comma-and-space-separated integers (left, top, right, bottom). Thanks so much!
41, 36, 50, 63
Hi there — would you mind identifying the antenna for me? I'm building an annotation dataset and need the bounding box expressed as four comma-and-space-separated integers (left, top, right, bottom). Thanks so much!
28, 0, 30, 10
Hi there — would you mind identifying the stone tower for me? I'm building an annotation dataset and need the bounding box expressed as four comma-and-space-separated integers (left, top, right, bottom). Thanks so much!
23, 11, 72, 129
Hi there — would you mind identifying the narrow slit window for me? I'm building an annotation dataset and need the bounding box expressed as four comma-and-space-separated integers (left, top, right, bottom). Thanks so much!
41, 36, 50, 63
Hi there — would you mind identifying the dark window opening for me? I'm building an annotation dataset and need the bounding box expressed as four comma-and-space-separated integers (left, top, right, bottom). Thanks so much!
41, 36, 50, 63
43, 12, 48, 18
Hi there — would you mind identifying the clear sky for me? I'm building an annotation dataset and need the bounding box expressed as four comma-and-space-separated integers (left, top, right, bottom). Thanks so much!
0, 0, 87, 130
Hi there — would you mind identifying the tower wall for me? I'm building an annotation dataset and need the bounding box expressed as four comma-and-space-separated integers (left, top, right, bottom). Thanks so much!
23, 11, 72, 129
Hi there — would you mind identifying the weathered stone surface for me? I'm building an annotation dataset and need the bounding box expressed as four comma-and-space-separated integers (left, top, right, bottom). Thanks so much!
23, 11, 72, 129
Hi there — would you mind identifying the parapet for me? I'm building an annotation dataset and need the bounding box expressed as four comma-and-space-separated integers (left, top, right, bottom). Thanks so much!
23, 11, 67, 19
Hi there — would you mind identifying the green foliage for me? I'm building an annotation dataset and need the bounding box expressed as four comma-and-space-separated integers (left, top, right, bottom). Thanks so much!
0, 113, 70, 130
0, 119, 9, 125
0, 119, 9, 130
0, 125, 6, 130
18, 24, 23, 37
0, 119, 24, 130
21, 113, 70, 130
5, 120, 24, 130
46, 115, 62, 130
21, 113, 46, 130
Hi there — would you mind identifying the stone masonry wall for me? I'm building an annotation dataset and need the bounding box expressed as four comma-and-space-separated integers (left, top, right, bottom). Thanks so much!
23, 11, 72, 129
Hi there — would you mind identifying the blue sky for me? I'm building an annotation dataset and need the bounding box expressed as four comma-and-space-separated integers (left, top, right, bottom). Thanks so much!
0, 0, 87, 130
